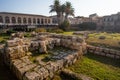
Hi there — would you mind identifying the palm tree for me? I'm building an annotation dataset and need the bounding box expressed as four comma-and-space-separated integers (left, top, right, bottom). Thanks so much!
49, 0, 74, 25
64, 1, 74, 20
49, 0, 62, 24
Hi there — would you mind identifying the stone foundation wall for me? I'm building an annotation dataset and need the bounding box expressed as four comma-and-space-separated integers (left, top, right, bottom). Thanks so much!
87, 45, 120, 59
1, 32, 86, 80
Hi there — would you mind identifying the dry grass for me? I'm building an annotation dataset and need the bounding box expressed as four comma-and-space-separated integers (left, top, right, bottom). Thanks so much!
86, 32, 120, 50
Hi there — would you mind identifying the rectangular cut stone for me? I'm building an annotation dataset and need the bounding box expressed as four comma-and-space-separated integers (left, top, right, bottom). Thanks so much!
16, 63, 37, 79
7, 40, 18, 47
11, 59, 22, 66
94, 51, 100, 55
23, 71, 40, 80
20, 56, 32, 65
106, 54, 114, 58
16, 62, 28, 69
100, 53, 106, 56
115, 55, 120, 59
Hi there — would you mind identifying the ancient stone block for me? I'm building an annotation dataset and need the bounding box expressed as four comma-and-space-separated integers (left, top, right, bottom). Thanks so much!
23, 71, 40, 80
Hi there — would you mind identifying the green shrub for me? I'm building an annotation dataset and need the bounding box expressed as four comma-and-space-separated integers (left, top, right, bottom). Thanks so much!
6, 30, 16, 35
47, 28, 64, 33
59, 20, 70, 31
35, 28, 46, 33
53, 28, 64, 33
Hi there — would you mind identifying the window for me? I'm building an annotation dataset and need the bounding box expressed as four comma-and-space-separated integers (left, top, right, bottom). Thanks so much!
28, 18, 31, 24
48, 19, 50, 24
18, 17, 21, 23
37, 18, 40, 24
45, 19, 47, 24
41, 18, 44, 24
23, 18, 27, 24
33, 18, 36, 24
107, 18, 110, 22
5, 16, 10, 23
0, 16, 3, 23
11, 17, 16, 23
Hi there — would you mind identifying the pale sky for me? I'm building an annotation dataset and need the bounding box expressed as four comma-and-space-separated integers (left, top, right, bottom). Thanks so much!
0, 0, 120, 17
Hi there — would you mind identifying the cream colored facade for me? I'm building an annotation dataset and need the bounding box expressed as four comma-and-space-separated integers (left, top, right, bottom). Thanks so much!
0, 12, 56, 30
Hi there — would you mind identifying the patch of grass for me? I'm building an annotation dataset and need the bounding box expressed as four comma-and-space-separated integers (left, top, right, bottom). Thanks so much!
87, 32, 120, 50
24, 32, 32, 38
67, 53, 120, 80
62, 31, 73, 35
0, 33, 10, 44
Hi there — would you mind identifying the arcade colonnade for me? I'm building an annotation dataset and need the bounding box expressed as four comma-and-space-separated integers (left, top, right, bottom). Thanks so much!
0, 12, 56, 31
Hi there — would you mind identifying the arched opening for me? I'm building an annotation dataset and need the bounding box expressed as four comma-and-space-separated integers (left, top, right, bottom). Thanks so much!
28, 18, 31, 24
0, 16, 3, 23
37, 18, 40, 24
45, 19, 47, 24
33, 18, 36, 24
23, 18, 27, 24
11, 17, 16, 23
41, 18, 44, 24
5, 16, 10, 23
18, 17, 21, 23
48, 19, 51, 24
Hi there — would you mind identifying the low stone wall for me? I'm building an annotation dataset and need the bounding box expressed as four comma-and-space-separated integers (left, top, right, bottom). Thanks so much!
1, 32, 86, 80
87, 45, 120, 59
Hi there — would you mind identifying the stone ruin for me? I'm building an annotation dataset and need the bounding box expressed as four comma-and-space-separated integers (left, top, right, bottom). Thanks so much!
87, 45, 120, 59
0, 32, 87, 80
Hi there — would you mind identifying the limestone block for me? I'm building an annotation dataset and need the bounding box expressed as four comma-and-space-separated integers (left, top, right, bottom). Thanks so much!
94, 51, 100, 55
6, 40, 18, 47
11, 59, 22, 68
100, 53, 106, 56
20, 56, 32, 65
71, 36, 77, 42
23, 71, 40, 80
115, 51, 120, 56
77, 37, 84, 43
39, 41, 47, 53
22, 45, 29, 52
54, 38, 61, 46
31, 41, 39, 48
35, 67, 49, 79
103, 49, 109, 54
16, 62, 28, 69
36, 35, 47, 41
56, 60, 64, 70
115, 55, 120, 59
34, 66, 43, 80
106, 54, 114, 58
15, 38, 24, 46
19, 63, 37, 76
109, 49, 116, 55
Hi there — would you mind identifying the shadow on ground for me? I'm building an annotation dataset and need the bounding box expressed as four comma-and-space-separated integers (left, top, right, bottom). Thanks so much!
85, 53, 120, 68
0, 60, 18, 80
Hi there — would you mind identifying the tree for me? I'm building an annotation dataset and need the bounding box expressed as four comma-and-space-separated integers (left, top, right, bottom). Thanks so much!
49, 0, 62, 24
59, 20, 70, 31
49, 0, 74, 30
64, 1, 74, 20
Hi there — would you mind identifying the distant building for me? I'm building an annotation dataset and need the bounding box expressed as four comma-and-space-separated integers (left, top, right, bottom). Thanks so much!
98, 12, 120, 32
0, 12, 57, 31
